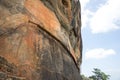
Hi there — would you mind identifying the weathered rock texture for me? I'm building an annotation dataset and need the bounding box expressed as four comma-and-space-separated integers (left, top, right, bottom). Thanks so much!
0, 0, 82, 80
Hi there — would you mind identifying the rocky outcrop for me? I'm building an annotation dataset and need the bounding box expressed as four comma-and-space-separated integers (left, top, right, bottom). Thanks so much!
0, 0, 82, 80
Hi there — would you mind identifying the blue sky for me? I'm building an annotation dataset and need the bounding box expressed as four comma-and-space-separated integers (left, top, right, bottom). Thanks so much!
80, 0, 120, 80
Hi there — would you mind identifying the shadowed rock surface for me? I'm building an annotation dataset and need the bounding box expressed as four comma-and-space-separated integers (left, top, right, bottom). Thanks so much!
0, 0, 82, 80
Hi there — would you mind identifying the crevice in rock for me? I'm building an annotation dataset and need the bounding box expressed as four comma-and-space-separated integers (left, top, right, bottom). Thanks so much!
29, 20, 79, 71
62, 0, 69, 8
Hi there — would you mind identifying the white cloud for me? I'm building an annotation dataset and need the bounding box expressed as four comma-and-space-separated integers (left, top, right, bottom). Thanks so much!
80, 0, 90, 9
82, 9, 93, 28
90, 0, 120, 33
80, 0, 120, 33
85, 48, 116, 59
80, 0, 91, 28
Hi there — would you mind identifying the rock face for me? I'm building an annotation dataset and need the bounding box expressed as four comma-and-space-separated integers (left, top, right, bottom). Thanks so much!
0, 0, 82, 80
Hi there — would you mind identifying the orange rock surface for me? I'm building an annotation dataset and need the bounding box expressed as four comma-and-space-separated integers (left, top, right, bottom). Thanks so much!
0, 0, 82, 80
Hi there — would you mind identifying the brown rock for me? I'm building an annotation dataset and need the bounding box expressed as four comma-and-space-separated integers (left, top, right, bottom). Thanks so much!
0, 0, 82, 80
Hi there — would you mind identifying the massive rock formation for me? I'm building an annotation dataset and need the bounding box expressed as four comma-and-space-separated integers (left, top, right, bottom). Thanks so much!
0, 0, 82, 80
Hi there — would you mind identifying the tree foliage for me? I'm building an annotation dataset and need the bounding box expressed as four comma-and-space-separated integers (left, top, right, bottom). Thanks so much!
89, 68, 110, 80
81, 74, 91, 80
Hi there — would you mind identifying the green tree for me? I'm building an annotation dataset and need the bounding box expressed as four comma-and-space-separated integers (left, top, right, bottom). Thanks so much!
81, 74, 91, 80
89, 68, 110, 80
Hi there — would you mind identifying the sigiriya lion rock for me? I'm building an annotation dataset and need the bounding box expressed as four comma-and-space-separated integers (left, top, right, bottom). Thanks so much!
0, 0, 82, 80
